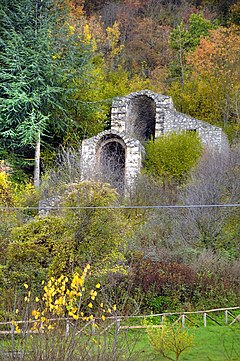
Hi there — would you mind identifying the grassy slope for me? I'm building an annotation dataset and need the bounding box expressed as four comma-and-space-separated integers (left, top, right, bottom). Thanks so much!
130, 325, 240, 361
183, 326, 240, 360
0, 324, 239, 360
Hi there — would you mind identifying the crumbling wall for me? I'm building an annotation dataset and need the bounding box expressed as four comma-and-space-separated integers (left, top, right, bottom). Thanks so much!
111, 90, 175, 138
81, 130, 144, 194
163, 110, 228, 151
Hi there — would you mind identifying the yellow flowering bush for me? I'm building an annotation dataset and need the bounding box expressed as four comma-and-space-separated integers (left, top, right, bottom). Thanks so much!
0, 170, 13, 206
13, 264, 117, 334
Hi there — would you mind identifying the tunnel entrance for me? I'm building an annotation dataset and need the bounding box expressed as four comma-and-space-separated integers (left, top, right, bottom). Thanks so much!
98, 138, 126, 193
126, 95, 156, 142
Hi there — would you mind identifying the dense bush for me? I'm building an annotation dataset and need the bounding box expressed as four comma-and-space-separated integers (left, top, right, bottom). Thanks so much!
0, 171, 13, 206
128, 254, 240, 312
144, 131, 203, 183
4, 181, 131, 290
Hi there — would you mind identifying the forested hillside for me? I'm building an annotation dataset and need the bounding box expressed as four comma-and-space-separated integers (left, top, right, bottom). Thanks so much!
0, 0, 239, 180
0, 0, 239, 330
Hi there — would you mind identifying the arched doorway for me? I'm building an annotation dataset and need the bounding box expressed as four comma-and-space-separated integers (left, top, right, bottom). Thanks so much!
126, 95, 156, 141
97, 137, 126, 193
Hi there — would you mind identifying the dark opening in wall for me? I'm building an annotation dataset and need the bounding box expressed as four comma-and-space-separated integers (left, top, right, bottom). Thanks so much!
126, 95, 156, 142
98, 140, 126, 193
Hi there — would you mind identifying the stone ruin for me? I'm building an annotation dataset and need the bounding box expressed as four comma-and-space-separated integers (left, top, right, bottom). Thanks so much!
81, 90, 228, 194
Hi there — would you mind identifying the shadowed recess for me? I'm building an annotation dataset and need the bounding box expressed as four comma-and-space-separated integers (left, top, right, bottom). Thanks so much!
98, 140, 126, 193
126, 95, 156, 141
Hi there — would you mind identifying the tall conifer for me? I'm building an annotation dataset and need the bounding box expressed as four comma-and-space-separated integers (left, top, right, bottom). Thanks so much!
0, 0, 93, 186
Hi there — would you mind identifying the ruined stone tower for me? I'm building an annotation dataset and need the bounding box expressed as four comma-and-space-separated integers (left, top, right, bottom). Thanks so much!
81, 90, 228, 194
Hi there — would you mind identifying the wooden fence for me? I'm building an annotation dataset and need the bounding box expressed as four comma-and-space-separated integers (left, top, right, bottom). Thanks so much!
0, 306, 239, 337
117, 306, 240, 330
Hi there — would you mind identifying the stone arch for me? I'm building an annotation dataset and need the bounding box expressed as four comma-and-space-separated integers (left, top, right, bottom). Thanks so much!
126, 95, 156, 142
96, 134, 126, 193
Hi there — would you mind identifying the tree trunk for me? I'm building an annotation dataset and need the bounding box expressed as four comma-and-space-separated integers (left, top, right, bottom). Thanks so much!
179, 48, 185, 90
34, 131, 41, 188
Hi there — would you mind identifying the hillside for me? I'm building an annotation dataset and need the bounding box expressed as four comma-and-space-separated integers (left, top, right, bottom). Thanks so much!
0, 0, 239, 335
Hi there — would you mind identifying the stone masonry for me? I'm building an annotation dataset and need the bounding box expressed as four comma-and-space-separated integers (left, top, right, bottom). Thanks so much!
81, 90, 228, 194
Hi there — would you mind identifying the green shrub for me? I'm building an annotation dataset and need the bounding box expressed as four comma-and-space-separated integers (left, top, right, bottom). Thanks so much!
146, 318, 194, 361
5, 181, 131, 288
144, 131, 203, 182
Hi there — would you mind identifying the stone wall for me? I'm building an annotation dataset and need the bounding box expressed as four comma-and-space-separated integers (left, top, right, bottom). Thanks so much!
163, 110, 228, 151
81, 130, 144, 194
111, 90, 175, 138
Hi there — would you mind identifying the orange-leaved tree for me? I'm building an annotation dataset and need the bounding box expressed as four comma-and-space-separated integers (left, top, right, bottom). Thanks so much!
170, 25, 240, 141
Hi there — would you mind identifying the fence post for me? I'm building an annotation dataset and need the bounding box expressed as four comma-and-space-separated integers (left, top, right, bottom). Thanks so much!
113, 318, 121, 361
91, 318, 95, 335
11, 323, 15, 345
181, 314, 185, 328
203, 313, 207, 327
224, 310, 228, 325
66, 318, 70, 338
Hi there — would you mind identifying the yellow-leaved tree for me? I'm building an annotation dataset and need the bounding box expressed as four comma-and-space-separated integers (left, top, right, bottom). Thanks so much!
11, 265, 118, 361
146, 318, 194, 361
